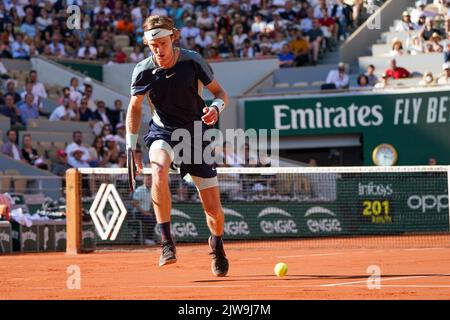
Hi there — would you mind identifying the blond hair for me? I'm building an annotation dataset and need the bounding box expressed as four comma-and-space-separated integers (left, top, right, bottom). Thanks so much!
142, 15, 180, 44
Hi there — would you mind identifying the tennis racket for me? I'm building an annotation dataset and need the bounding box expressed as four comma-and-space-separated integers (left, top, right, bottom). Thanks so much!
127, 148, 137, 192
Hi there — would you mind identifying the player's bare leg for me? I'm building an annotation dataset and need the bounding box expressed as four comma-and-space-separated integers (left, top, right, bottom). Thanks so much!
150, 148, 176, 266
199, 186, 229, 276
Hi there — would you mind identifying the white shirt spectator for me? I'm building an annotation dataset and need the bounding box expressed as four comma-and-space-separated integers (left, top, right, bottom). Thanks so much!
233, 33, 248, 52
151, 7, 168, 16
181, 26, 200, 39
66, 143, 90, 165
49, 105, 76, 121
94, 6, 111, 15
272, 0, 287, 7
20, 91, 41, 107
0, 61, 7, 75
300, 18, 313, 33
5, 3, 25, 18
49, 42, 66, 57
437, 76, 450, 85
11, 143, 21, 161
410, 7, 425, 25
196, 15, 215, 30
195, 34, 213, 48
130, 52, 144, 63
326, 70, 350, 89
208, 5, 220, 17
218, 0, 232, 6
77, 46, 97, 59
251, 21, 267, 34
271, 40, 287, 54
32, 82, 47, 100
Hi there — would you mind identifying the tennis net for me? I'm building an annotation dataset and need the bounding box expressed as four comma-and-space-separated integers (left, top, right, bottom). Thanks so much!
70, 166, 450, 250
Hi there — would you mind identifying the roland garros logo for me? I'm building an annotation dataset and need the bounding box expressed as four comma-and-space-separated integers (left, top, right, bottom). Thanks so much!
89, 184, 127, 241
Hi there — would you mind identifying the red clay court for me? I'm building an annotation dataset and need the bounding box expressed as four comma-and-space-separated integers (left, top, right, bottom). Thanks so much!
1, 236, 450, 300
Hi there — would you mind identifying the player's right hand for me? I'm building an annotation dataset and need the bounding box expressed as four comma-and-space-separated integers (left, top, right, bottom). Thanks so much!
133, 150, 143, 176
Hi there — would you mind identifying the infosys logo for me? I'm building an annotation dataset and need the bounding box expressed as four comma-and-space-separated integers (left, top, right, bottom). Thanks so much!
305, 206, 342, 233
223, 208, 250, 236
155, 209, 198, 238
358, 182, 393, 197
258, 207, 298, 234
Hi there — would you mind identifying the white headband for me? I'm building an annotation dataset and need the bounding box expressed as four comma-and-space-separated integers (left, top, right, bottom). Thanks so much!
144, 28, 173, 41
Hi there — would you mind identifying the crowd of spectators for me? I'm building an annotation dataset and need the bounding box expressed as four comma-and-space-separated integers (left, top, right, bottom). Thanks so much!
0, 67, 129, 172
348, 0, 450, 90
0, 0, 370, 67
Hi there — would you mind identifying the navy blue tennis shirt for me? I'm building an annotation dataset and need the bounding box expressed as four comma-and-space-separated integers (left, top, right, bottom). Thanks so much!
130, 48, 214, 130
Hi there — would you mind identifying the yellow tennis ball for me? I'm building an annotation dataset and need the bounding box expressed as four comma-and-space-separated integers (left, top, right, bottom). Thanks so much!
274, 262, 288, 278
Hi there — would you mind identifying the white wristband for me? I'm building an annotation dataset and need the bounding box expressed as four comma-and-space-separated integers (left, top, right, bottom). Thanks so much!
126, 133, 139, 150
210, 98, 225, 113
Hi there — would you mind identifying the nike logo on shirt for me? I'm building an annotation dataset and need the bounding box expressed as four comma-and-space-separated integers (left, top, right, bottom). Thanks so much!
166, 73, 176, 79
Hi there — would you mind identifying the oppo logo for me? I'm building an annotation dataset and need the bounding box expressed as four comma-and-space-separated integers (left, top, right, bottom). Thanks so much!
407, 195, 448, 213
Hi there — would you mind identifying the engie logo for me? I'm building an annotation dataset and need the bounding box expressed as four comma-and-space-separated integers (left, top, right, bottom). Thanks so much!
155, 209, 198, 238
305, 206, 342, 233
223, 208, 250, 236
258, 207, 298, 234
407, 195, 448, 213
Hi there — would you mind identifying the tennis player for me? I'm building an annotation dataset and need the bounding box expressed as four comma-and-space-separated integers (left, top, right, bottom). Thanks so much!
126, 15, 229, 276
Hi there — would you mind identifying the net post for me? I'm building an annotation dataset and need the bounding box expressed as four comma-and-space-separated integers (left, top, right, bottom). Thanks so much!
66, 168, 82, 255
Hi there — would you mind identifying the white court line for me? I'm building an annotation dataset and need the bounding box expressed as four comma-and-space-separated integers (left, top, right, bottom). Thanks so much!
321, 273, 450, 287
330, 285, 450, 288
122, 285, 252, 289
404, 248, 445, 251
277, 252, 343, 259
310, 253, 344, 257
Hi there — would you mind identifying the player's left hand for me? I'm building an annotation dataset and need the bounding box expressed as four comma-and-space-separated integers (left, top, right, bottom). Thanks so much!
201, 106, 218, 126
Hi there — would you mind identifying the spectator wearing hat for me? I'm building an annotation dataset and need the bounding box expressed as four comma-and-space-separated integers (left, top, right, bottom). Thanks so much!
374, 73, 390, 89
385, 59, 411, 79
396, 11, 415, 32
70, 147, 91, 168
411, 0, 426, 25
51, 150, 72, 176
114, 122, 126, 152
365, 65, 378, 86
104, 134, 120, 166
66, 131, 90, 167
437, 62, 450, 84
325, 62, 349, 89
408, 35, 425, 55
427, 32, 443, 53
419, 71, 436, 87
389, 38, 405, 56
